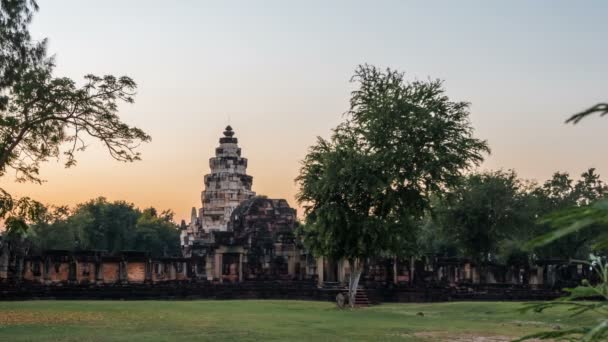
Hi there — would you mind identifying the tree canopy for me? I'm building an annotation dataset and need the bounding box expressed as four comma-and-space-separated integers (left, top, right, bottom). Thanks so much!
297, 64, 489, 305
434, 170, 532, 263
425, 168, 608, 266
29, 198, 181, 257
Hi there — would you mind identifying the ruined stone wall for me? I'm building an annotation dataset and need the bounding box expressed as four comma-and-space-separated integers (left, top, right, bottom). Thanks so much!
176, 262, 188, 281
23, 260, 43, 282
0, 280, 564, 302
12, 252, 584, 298
76, 261, 97, 283
48, 262, 70, 282
103, 262, 120, 284
127, 262, 146, 283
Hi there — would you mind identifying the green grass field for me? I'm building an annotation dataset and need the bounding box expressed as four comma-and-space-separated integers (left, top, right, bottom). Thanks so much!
0, 300, 601, 341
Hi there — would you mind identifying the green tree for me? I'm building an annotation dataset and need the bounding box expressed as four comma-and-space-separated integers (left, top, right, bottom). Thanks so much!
529, 169, 608, 260
297, 64, 488, 307
435, 170, 533, 265
425, 169, 607, 271
29, 198, 181, 256
134, 208, 181, 257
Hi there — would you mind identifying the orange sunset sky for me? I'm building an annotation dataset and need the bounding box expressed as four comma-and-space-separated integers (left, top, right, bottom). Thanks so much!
1, 1, 607, 222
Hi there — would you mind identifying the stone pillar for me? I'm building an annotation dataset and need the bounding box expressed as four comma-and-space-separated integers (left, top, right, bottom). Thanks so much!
205, 257, 213, 281
409, 257, 415, 285
238, 253, 243, 282
316, 256, 324, 287
95, 260, 103, 284
43, 258, 52, 284
215, 253, 223, 283
393, 257, 398, 285
145, 259, 152, 283
317, 257, 325, 287
119, 260, 128, 283
287, 255, 296, 279
337, 259, 347, 284
303, 255, 312, 280
68, 258, 77, 282
537, 266, 544, 285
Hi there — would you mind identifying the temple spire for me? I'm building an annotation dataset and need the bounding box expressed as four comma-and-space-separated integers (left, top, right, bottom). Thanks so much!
191, 207, 197, 222
196, 126, 255, 232
223, 125, 234, 137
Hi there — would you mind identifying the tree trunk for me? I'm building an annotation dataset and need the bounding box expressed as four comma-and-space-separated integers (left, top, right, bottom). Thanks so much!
348, 259, 363, 308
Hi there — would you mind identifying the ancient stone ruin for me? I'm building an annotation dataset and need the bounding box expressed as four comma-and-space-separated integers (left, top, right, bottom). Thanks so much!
179, 126, 307, 282
0, 126, 585, 302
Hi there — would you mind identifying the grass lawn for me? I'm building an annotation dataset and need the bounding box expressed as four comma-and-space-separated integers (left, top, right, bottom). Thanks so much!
0, 300, 601, 341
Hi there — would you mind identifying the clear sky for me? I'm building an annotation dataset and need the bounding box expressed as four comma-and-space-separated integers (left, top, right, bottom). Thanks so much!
1, 0, 607, 222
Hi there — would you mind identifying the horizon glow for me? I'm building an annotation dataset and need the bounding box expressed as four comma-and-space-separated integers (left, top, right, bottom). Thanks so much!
1, 0, 607, 222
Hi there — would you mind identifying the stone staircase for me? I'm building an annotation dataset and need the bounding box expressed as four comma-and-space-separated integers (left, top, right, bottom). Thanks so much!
321, 282, 375, 307
353, 288, 371, 307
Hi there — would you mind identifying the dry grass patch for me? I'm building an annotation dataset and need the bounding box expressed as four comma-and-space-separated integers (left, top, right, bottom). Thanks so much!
0, 310, 104, 325
413, 331, 547, 342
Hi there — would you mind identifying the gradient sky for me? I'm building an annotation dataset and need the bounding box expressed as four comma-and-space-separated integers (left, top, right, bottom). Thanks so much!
1, 0, 607, 222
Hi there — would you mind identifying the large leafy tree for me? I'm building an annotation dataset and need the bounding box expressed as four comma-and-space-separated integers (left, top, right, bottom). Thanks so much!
0, 1, 149, 244
297, 64, 489, 306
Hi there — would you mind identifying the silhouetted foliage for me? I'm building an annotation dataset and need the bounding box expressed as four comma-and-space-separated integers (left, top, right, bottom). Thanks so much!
0, 1, 149, 248
0, 60, 151, 183
566, 103, 608, 124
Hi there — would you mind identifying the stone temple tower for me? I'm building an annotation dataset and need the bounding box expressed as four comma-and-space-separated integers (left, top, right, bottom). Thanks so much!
198, 125, 256, 232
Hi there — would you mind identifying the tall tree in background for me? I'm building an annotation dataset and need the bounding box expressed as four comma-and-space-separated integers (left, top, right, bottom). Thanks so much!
529, 169, 608, 260
29, 198, 180, 257
424, 169, 606, 279
297, 65, 489, 307
435, 170, 532, 266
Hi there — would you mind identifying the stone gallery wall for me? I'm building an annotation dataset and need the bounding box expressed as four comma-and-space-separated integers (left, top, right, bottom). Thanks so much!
0, 280, 562, 302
